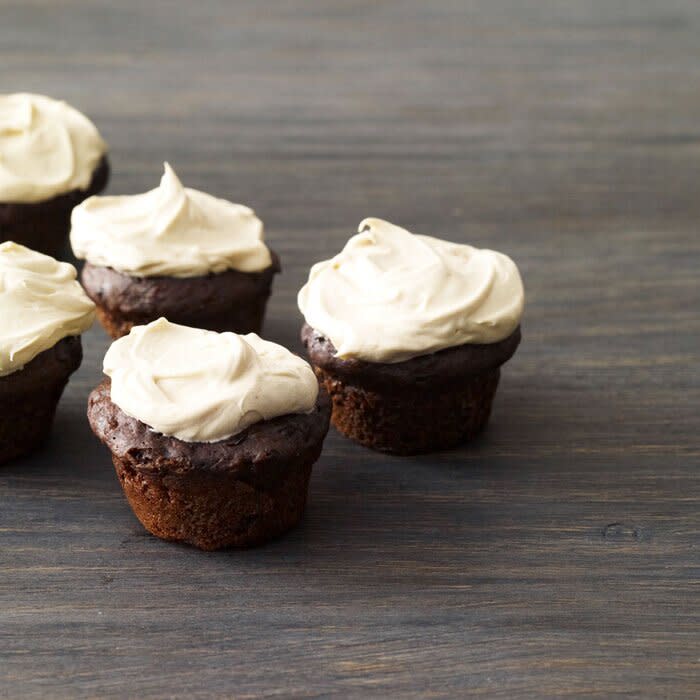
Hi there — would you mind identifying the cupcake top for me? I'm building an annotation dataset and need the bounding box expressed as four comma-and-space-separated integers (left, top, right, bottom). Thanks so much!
103, 318, 319, 442
297, 218, 524, 363
71, 163, 272, 278
0, 93, 107, 204
0, 241, 95, 376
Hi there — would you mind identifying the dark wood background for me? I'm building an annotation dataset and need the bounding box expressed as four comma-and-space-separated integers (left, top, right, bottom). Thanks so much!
1, 1, 699, 697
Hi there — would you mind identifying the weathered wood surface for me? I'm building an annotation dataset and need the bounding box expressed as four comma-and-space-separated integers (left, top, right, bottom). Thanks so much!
1, 1, 699, 697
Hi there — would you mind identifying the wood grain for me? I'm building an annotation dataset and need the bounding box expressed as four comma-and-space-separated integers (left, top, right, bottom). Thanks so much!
1, 1, 699, 697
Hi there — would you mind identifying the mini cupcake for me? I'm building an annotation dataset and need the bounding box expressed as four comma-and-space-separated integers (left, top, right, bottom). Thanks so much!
0, 93, 109, 257
298, 218, 524, 455
0, 241, 95, 463
87, 318, 330, 550
71, 163, 279, 339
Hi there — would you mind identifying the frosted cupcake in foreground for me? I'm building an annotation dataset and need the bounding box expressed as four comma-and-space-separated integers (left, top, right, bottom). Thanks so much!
0, 93, 109, 257
298, 218, 524, 455
0, 242, 95, 463
87, 319, 330, 550
71, 163, 279, 338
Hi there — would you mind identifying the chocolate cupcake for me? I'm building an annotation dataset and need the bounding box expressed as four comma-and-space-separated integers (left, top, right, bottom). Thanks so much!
0, 242, 95, 464
298, 218, 524, 455
71, 163, 279, 338
87, 318, 330, 550
0, 93, 109, 258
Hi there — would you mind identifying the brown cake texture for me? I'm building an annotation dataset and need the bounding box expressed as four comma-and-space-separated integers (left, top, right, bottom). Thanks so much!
0, 335, 83, 464
80, 251, 280, 339
87, 379, 330, 550
0, 157, 110, 259
301, 323, 522, 455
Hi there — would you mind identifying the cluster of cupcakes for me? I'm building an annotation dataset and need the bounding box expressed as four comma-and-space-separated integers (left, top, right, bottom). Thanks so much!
1, 93, 525, 550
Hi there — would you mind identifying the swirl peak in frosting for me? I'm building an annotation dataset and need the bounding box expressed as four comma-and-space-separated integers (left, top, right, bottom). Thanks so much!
297, 218, 524, 363
103, 318, 319, 443
70, 163, 272, 278
0, 241, 95, 376
0, 93, 107, 203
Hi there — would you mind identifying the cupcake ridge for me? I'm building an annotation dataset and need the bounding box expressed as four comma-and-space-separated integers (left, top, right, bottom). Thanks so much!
71, 163, 272, 278
297, 217, 525, 363
0, 93, 107, 203
103, 318, 319, 443
0, 241, 95, 377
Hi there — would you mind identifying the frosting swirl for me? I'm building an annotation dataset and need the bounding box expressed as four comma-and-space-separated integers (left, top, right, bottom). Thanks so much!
0, 241, 95, 377
0, 93, 107, 203
103, 318, 319, 443
71, 163, 272, 278
298, 218, 524, 363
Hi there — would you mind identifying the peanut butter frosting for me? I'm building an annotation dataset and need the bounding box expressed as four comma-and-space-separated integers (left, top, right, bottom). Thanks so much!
297, 218, 524, 363
0, 93, 107, 203
103, 318, 319, 443
0, 242, 95, 377
71, 163, 272, 278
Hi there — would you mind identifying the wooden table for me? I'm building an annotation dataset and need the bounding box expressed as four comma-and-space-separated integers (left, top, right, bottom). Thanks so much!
2, 2, 699, 697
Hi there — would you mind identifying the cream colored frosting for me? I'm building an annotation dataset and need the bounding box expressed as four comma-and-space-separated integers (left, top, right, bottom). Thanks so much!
298, 218, 524, 363
71, 163, 272, 278
0, 241, 95, 377
103, 318, 319, 443
0, 93, 107, 203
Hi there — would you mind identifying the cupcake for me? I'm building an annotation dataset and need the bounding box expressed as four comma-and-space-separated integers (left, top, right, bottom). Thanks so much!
0, 93, 109, 257
298, 218, 524, 455
0, 241, 95, 463
87, 318, 330, 550
71, 163, 280, 339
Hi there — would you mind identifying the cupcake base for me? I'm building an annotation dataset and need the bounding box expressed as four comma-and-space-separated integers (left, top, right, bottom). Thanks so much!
315, 366, 500, 455
0, 336, 83, 464
87, 379, 330, 550
301, 323, 521, 455
113, 451, 314, 550
0, 157, 110, 258
81, 252, 280, 339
